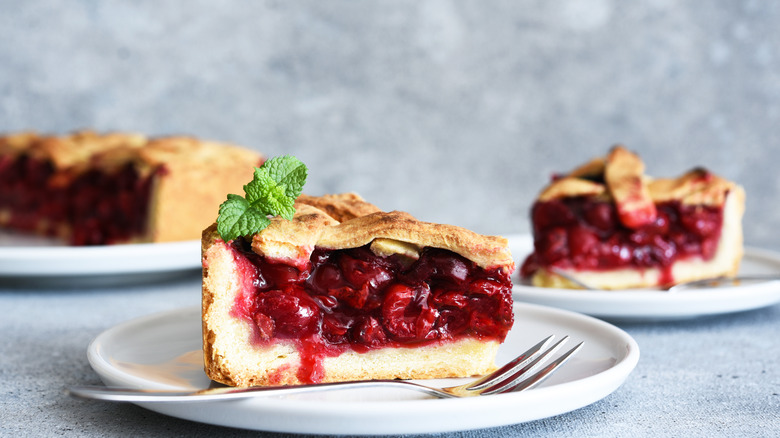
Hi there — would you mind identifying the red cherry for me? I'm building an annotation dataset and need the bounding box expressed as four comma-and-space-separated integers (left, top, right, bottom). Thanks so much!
568, 226, 599, 259
321, 314, 352, 344
415, 307, 439, 340
583, 202, 616, 231
254, 288, 321, 338
537, 227, 569, 264
310, 263, 345, 293
353, 316, 387, 348
470, 312, 499, 336
381, 284, 416, 340
408, 249, 471, 285
313, 295, 338, 311
437, 308, 469, 336
650, 211, 671, 235
531, 200, 576, 233
329, 284, 370, 309
339, 254, 392, 290
649, 234, 676, 266
262, 263, 307, 287
469, 279, 507, 297
381, 283, 438, 341
680, 207, 720, 238
596, 238, 631, 267
432, 290, 469, 308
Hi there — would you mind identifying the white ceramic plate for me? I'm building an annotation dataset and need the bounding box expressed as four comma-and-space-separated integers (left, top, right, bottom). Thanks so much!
509, 234, 780, 321
0, 231, 200, 283
87, 304, 639, 435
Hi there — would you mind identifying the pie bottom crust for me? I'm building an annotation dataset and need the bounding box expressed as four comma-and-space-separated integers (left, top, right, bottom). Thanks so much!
528, 188, 745, 290
202, 229, 500, 387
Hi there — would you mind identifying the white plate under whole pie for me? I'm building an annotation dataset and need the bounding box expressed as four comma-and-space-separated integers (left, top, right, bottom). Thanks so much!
0, 231, 200, 285
86, 303, 639, 435
509, 234, 780, 321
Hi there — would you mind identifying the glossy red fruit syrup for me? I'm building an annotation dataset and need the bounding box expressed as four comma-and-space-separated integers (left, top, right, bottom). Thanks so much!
0, 154, 158, 245
229, 238, 514, 383
521, 196, 724, 283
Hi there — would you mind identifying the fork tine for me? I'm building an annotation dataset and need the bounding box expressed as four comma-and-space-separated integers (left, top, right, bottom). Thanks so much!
478, 336, 569, 394
487, 341, 584, 395
478, 336, 573, 395
464, 334, 556, 391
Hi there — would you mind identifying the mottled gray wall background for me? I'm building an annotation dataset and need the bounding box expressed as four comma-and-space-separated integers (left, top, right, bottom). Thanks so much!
2, 1, 778, 249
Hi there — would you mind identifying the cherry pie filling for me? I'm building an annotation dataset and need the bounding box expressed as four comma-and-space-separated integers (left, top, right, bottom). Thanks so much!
521, 196, 725, 285
229, 238, 514, 384
0, 154, 159, 245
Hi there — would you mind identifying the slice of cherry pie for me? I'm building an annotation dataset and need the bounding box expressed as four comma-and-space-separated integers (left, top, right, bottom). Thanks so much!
520, 146, 745, 290
201, 193, 515, 386
0, 130, 263, 245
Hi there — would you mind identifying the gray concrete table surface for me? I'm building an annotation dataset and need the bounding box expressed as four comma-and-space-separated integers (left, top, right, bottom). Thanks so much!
1, 271, 778, 437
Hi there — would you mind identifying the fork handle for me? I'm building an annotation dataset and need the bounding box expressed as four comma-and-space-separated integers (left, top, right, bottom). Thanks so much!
66, 379, 452, 403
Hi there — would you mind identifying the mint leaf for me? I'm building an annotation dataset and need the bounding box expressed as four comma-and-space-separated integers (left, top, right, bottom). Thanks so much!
217, 194, 271, 242
264, 155, 308, 199
243, 169, 276, 214
244, 165, 296, 220
215, 156, 308, 241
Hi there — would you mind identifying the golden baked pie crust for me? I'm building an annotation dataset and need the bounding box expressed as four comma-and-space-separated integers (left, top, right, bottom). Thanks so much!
536, 145, 737, 208
230, 193, 515, 271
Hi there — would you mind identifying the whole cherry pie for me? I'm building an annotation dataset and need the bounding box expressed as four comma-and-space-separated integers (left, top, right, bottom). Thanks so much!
0, 130, 263, 245
201, 193, 515, 386
520, 146, 745, 289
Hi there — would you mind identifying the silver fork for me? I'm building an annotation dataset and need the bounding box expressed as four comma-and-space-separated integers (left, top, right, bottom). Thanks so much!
67, 335, 583, 402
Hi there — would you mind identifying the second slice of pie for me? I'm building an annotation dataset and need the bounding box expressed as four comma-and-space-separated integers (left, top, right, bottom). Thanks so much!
202, 193, 515, 386
520, 146, 745, 290
0, 130, 263, 245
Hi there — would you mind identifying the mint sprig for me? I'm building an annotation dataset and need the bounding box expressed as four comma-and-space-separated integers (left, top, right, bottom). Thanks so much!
217, 155, 308, 241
